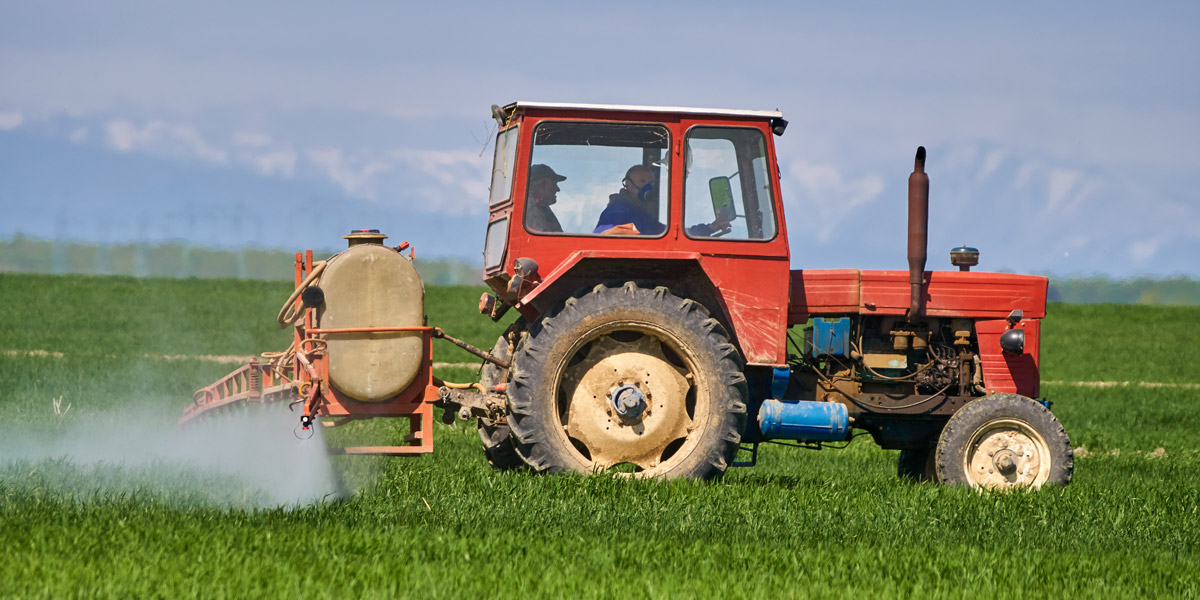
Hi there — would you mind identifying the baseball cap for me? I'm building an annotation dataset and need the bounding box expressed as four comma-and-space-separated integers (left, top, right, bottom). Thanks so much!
529, 164, 567, 182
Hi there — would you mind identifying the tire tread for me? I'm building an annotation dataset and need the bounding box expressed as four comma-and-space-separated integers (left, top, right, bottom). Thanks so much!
506, 281, 747, 480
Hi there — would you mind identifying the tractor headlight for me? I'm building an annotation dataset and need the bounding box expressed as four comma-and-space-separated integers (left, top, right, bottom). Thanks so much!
999, 328, 1025, 354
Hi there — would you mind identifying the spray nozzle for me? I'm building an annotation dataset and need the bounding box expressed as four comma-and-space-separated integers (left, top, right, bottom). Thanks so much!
296, 415, 316, 439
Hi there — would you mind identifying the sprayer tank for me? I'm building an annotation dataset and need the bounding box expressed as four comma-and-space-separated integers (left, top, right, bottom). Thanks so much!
316, 244, 425, 402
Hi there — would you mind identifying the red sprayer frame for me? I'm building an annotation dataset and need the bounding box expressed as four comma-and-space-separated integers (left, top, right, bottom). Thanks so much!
182, 249, 443, 456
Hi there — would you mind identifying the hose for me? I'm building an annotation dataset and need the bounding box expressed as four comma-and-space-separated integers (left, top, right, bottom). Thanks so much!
276, 260, 328, 327
432, 376, 484, 392
260, 342, 301, 382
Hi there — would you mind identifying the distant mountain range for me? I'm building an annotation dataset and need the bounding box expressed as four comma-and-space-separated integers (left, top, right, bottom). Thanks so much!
2, 125, 1196, 279
3, 235, 1197, 305
0, 127, 490, 261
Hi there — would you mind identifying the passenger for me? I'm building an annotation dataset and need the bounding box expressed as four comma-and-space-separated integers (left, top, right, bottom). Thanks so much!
525, 164, 567, 233
593, 164, 731, 236
593, 165, 664, 235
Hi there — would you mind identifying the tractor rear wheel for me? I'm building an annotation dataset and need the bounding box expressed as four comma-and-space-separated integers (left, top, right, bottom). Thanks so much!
477, 330, 526, 471
935, 394, 1073, 490
506, 282, 747, 480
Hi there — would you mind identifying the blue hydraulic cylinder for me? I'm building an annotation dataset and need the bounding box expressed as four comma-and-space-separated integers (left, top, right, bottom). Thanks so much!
758, 399, 850, 442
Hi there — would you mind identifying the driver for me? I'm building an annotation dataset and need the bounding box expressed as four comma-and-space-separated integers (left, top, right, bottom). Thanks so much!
593, 164, 730, 236
525, 164, 567, 233
594, 165, 663, 235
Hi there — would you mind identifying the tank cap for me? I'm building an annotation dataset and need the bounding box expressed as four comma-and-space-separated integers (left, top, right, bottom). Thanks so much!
344, 229, 388, 247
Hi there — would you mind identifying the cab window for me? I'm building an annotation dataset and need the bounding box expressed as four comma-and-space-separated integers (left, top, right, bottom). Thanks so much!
683, 127, 778, 240
525, 121, 671, 236
488, 126, 519, 206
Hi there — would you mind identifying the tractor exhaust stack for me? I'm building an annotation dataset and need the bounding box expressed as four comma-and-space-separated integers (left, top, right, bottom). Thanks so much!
906, 146, 929, 321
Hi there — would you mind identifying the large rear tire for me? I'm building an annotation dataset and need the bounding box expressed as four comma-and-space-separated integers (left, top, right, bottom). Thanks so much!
935, 394, 1073, 490
507, 282, 747, 480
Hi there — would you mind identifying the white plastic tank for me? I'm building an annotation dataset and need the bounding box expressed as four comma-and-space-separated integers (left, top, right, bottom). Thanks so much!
316, 231, 425, 402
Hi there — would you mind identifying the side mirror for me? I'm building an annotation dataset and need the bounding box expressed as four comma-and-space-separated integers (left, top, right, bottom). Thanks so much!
709, 176, 736, 222
1006, 309, 1023, 328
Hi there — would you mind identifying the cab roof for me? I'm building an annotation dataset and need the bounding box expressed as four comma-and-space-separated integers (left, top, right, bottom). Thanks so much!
502, 101, 784, 120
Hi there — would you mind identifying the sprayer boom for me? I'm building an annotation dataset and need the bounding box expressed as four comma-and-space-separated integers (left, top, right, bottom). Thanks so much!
181, 359, 302, 425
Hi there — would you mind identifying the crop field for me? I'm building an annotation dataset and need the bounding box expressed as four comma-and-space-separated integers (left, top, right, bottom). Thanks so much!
1, 272, 1198, 598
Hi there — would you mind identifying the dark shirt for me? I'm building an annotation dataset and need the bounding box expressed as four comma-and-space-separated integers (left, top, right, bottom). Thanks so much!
593, 191, 665, 235
526, 200, 562, 233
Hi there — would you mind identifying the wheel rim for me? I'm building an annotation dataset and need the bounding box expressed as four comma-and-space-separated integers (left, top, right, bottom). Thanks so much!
554, 323, 705, 475
962, 418, 1052, 489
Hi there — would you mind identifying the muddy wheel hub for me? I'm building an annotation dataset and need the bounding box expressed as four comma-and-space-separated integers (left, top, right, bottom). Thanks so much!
993, 449, 1018, 473
609, 383, 648, 422
559, 333, 694, 471
964, 418, 1052, 489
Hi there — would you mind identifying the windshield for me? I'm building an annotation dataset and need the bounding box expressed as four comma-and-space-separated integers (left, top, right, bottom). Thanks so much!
524, 121, 670, 237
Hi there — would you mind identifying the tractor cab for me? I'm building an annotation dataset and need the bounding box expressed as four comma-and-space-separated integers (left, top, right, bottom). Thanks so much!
481, 102, 794, 364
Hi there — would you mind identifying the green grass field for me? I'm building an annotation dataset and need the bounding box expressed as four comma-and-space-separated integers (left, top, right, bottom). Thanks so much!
1, 273, 1198, 598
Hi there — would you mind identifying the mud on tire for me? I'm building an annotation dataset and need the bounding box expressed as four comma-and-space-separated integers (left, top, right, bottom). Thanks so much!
935, 393, 1073, 490
506, 282, 747, 480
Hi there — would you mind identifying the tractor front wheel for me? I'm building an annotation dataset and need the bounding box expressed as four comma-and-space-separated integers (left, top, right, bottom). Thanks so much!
506, 282, 747, 480
935, 394, 1073, 490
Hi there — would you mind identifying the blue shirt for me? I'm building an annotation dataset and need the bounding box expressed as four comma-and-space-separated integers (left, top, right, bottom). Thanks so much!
593, 192, 665, 235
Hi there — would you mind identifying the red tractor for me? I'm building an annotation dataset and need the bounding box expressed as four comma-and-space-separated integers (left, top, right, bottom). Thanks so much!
186, 101, 1073, 490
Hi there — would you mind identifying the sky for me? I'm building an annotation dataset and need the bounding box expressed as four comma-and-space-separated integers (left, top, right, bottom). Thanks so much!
1, 1, 1197, 278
